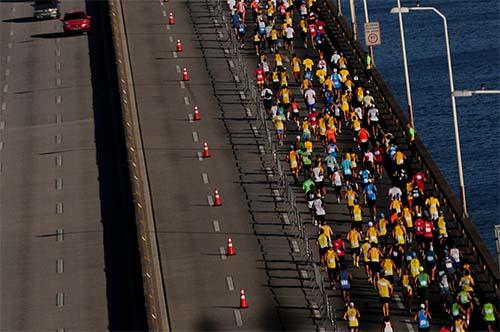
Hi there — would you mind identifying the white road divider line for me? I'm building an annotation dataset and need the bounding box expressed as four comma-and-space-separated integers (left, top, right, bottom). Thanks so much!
226, 276, 234, 291
202, 172, 209, 184
234, 310, 243, 326
56, 258, 64, 274
219, 246, 227, 260
192, 131, 199, 142
213, 220, 220, 232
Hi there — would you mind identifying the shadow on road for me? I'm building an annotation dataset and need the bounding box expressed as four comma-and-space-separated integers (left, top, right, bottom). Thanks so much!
3, 16, 39, 23
85, 0, 147, 330
31, 32, 80, 39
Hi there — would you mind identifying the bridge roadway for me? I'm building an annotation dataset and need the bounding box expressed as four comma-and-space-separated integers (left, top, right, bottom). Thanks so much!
119, 0, 499, 331
119, 0, 326, 330
0, 0, 147, 330
227, 0, 499, 331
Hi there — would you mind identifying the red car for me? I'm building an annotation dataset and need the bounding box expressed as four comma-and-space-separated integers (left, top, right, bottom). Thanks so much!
62, 11, 91, 33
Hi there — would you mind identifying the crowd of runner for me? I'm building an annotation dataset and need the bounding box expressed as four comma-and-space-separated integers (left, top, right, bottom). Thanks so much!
226, 0, 498, 330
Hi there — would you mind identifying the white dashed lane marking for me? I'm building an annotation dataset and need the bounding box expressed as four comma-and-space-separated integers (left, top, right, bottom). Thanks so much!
56, 229, 64, 242
175, 64, 181, 73
234, 310, 243, 327
55, 178, 63, 190
192, 131, 198, 142
183, 96, 190, 105
213, 220, 220, 232
202, 172, 209, 184
226, 276, 234, 291
56, 258, 64, 273
219, 246, 226, 260
56, 202, 63, 214
55, 154, 63, 167
56, 292, 64, 307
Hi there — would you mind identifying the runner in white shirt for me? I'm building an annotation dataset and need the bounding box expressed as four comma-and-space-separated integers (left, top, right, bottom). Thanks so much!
330, 50, 340, 68
304, 88, 316, 111
285, 25, 295, 52
367, 105, 380, 136
387, 185, 402, 201
313, 194, 326, 225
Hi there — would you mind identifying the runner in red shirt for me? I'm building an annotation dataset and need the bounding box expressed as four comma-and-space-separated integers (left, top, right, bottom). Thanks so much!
333, 234, 346, 266
414, 214, 425, 249
412, 171, 426, 191
254, 65, 265, 90
373, 143, 384, 178
307, 109, 319, 139
358, 127, 370, 152
316, 19, 326, 37
423, 218, 434, 249
307, 22, 317, 49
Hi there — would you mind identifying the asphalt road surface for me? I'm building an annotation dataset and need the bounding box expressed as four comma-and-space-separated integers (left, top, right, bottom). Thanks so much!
0, 0, 146, 330
120, 0, 325, 330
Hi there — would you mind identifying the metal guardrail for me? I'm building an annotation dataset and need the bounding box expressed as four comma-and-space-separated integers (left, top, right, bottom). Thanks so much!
210, 0, 338, 330
108, 0, 170, 330
321, 0, 499, 298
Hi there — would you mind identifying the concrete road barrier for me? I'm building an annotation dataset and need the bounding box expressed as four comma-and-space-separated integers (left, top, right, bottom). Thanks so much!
107, 0, 171, 330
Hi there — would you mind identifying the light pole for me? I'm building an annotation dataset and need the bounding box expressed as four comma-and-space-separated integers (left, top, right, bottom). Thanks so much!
337, 0, 342, 16
390, 2, 414, 127
390, 6, 469, 218
349, 0, 357, 40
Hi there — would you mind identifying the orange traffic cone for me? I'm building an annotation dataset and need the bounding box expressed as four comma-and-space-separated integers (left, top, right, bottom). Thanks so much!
202, 142, 210, 158
193, 106, 201, 121
226, 237, 235, 255
239, 289, 248, 309
176, 39, 183, 52
168, 12, 175, 25
214, 189, 222, 206
182, 68, 189, 81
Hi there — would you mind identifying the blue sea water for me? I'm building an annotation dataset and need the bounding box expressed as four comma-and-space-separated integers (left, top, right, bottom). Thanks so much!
338, 0, 500, 254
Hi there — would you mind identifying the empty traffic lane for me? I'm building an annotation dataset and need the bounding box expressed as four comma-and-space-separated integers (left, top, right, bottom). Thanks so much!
0, 0, 145, 329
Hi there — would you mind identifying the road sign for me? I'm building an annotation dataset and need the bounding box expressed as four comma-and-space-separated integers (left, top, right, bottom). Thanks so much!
364, 22, 381, 47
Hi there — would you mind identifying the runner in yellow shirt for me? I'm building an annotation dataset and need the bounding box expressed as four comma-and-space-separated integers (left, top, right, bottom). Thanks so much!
347, 226, 362, 267
393, 221, 407, 246
343, 302, 360, 332
291, 53, 301, 82
315, 66, 327, 84
425, 195, 440, 220
302, 56, 314, 72
377, 275, 393, 317
345, 186, 358, 213
286, 146, 299, 183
